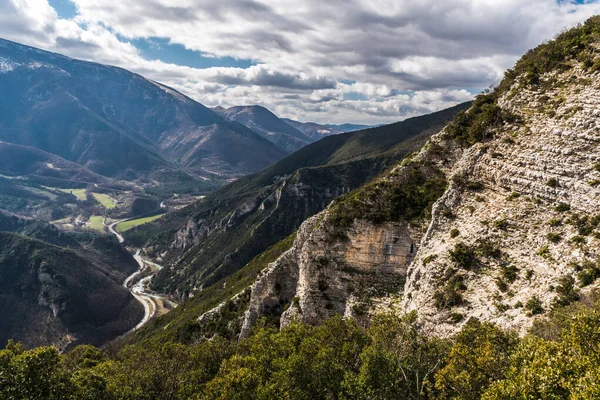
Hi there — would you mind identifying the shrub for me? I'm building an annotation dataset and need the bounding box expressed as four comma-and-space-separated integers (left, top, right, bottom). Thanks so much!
548, 218, 562, 227
537, 245, 552, 260
553, 276, 580, 308
554, 203, 571, 212
526, 270, 534, 280
525, 296, 544, 316
577, 259, 600, 286
466, 181, 485, 191
450, 312, 465, 323
493, 219, 509, 230
449, 243, 477, 270
496, 278, 508, 292
501, 265, 519, 283
546, 232, 562, 243
434, 270, 467, 310
506, 192, 521, 201
570, 235, 586, 245
450, 228, 460, 238
434, 287, 464, 310
476, 238, 502, 259
546, 178, 559, 188
422, 254, 438, 266
447, 93, 518, 147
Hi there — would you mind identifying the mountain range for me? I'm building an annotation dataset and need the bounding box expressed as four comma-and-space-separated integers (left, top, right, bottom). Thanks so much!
0, 38, 286, 182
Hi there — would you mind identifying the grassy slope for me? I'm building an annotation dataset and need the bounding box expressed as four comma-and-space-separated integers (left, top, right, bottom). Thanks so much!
58, 188, 87, 201
115, 214, 165, 233
92, 193, 116, 209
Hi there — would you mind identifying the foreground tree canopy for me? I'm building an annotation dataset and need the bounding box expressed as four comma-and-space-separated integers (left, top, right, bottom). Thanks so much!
2, 297, 600, 400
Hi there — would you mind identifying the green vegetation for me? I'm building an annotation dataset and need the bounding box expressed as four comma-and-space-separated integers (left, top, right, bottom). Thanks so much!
554, 202, 571, 212
58, 188, 87, 201
446, 92, 517, 146
546, 232, 562, 243
92, 193, 116, 209
115, 214, 165, 233
577, 259, 600, 287
449, 242, 477, 270
87, 216, 106, 233
525, 296, 544, 316
546, 177, 559, 188
434, 269, 466, 310
9, 299, 600, 399
553, 275, 580, 308
492, 219, 509, 230
329, 162, 447, 229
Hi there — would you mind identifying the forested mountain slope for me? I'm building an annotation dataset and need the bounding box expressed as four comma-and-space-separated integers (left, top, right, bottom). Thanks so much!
124, 103, 469, 298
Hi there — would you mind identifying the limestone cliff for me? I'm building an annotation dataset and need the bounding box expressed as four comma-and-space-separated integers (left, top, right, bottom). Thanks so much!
240, 18, 600, 336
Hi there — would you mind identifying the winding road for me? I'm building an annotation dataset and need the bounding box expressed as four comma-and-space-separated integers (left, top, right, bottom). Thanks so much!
105, 218, 176, 336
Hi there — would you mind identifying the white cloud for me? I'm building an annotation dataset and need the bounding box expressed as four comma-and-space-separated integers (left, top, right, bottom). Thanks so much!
1, 0, 600, 124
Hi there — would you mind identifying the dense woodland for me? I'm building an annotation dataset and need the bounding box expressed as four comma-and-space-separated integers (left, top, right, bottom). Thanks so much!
2, 295, 600, 399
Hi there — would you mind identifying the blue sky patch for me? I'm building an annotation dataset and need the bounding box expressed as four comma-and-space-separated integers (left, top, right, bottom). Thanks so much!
343, 92, 368, 101
48, 0, 78, 19
131, 37, 256, 69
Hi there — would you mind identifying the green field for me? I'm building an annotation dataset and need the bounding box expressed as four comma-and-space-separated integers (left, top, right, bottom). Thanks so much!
87, 216, 106, 233
115, 214, 165, 233
92, 193, 117, 209
57, 188, 87, 201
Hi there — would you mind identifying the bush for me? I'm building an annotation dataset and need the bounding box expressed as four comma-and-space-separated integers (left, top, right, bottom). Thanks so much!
554, 203, 571, 212
449, 243, 477, 270
493, 219, 509, 230
577, 259, 600, 287
546, 178, 559, 188
506, 192, 521, 201
447, 93, 518, 146
548, 218, 562, 227
476, 238, 502, 259
501, 265, 519, 283
546, 232, 562, 243
434, 270, 467, 310
553, 276, 580, 308
450, 228, 460, 238
525, 296, 544, 316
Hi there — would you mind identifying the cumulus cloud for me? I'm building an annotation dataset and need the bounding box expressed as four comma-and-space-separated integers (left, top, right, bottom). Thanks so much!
1, 0, 600, 124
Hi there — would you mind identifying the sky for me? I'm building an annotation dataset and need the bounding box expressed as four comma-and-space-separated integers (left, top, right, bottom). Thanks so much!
1, 1, 600, 124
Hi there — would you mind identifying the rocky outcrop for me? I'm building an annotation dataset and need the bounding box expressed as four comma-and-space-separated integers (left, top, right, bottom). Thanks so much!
240, 59, 600, 336
404, 64, 600, 335
241, 208, 423, 336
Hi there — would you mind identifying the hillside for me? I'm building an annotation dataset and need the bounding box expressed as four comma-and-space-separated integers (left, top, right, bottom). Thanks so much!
240, 16, 600, 337
215, 105, 313, 152
281, 118, 344, 140
123, 102, 469, 298
0, 39, 286, 181
0, 212, 143, 350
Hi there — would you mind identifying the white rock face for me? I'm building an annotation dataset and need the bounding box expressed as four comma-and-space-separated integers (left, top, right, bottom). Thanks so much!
405, 66, 600, 335
241, 64, 600, 336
